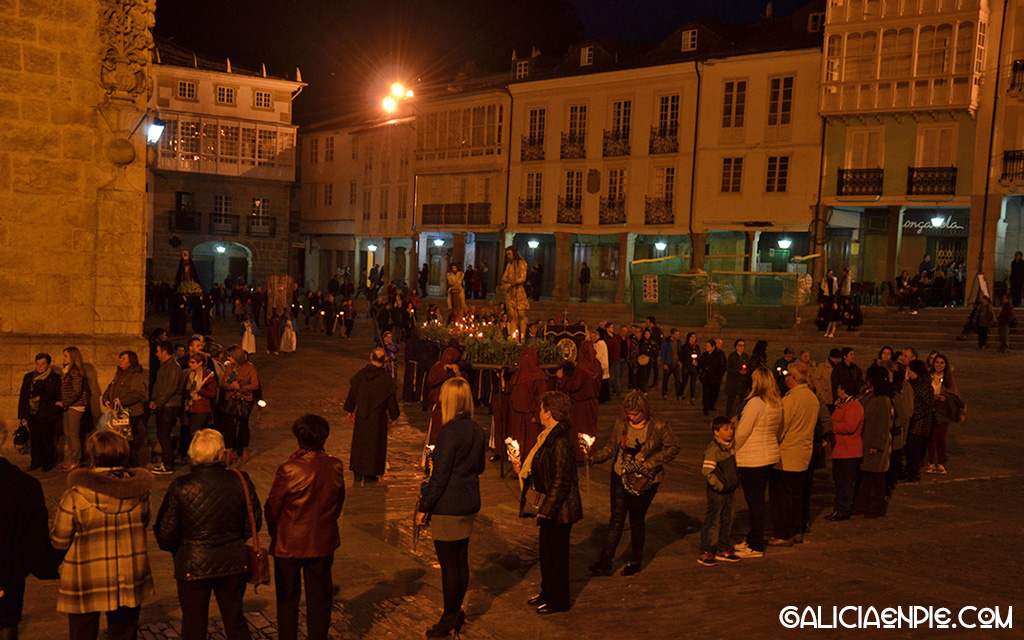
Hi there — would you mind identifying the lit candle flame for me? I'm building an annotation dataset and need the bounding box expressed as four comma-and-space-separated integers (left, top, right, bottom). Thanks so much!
504, 437, 521, 463
578, 433, 595, 453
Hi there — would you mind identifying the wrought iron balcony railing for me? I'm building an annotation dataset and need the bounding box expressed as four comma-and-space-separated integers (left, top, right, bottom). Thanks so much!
644, 196, 674, 224
599, 196, 626, 224
421, 204, 444, 225
1002, 150, 1024, 182
907, 167, 957, 196
467, 202, 491, 226
560, 132, 585, 159
520, 135, 545, 161
837, 168, 884, 196
649, 125, 679, 154
556, 196, 582, 224
518, 197, 542, 224
602, 129, 630, 157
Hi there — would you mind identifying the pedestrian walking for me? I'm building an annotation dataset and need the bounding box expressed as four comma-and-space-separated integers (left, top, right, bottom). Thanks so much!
343, 348, 400, 483
975, 294, 995, 348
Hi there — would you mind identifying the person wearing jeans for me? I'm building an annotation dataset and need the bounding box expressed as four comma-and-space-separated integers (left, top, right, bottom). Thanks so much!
266, 415, 346, 640
150, 341, 184, 474
732, 367, 782, 558
660, 329, 683, 400
59, 347, 90, 471
826, 386, 863, 520
698, 416, 739, 566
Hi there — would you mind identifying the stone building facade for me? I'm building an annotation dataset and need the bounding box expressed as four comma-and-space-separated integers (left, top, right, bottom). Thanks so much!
0, 0, 154, 423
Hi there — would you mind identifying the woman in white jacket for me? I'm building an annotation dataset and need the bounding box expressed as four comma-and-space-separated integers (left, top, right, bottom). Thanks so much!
732, 367, 782, 558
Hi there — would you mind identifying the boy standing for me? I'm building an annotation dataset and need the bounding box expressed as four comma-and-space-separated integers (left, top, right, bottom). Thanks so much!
699, 416, 741, 566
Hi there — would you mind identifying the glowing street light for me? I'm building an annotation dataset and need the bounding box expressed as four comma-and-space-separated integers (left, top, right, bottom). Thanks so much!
391, 83, 405, 97
778, 238, 792, 250
527, 239, 540, 249
382, 96, 397, 113
215, 245, 226, 254
367, 243, 378, 252
931, 215, 945, 228
433, 238, 445, 247
654, 241, 667, 251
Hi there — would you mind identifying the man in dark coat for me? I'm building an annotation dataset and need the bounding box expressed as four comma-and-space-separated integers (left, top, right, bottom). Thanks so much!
343, 349, 400, 483
0, 421, 58, 638
579, 262, 591, 302
17, 353, 62, 471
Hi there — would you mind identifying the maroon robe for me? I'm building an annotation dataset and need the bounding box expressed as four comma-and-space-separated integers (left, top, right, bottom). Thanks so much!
559, 341, 602, 462
508, 347, 550, 458
426, 347, 461, 444
266, 313, 282, 353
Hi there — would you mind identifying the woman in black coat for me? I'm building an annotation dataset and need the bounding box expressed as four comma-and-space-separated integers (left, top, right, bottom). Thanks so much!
416, 378, 486, 637
514, 391, 582, 615
155, 429, 261, 640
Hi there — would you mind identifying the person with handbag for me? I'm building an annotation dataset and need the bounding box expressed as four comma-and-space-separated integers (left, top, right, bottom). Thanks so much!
17, 353, 62, 472
220, 346, 260, 466
265, 415, 345, 640
513, 391, 582, 615
416, 378, 486, 637
155, 429, 262, 640
50, 430, 155, 640
101, 351, 149, 467
587, 391, 679, 577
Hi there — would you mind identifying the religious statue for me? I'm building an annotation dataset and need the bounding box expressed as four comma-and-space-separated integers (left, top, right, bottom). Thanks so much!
174, 249, 203, 296
501, 246, 530, 340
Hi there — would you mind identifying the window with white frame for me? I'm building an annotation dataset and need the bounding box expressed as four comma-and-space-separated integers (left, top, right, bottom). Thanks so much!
177, 81, 196, 100
254, 90, 273, 109
721, 157, 743, 193
807, 12, 825, 32
655, 167, 675, 204
916, 125, 956, 166
916, 24, 952, 76
309, 137, 319, 164
580, 45, 594, 66
364, 147, 373, 179
398, 186, 408, 219
216, 86, 235, 104
257, 129, 277, 166
658, 94, 680, 134
476, 177, 491, 202
515, 60, 529, 79
214, 194, 232, 215
324, 183, 333, 206
381, 145, 391, 176
380, 187, 389, 219
767, 76, 794, 127
611, 100, 631, 137
846, 128, 884, 168
399, 145, 409, 170
975, 22, 987, 76
526, 172, 543, 205
454, 178, 467, 204
766, 156, 789, 192
608, 168, 626, 201
252, 198, 271, 217
324, 136, 335, 162
362, 190, 371, 220
880, 28, 914, 78
681, 29, 698, 52
528, 108, 545, 144
722, 81, 746, 128
846, 32, 879, 80
349, 181, 357, 205
568, 104, 587, 140
825, 35, 842, 82
565, 171, 583, 205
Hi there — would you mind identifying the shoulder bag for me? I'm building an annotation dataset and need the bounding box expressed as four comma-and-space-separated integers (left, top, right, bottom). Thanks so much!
107, 401, 133, 442
233, 469, 270, 589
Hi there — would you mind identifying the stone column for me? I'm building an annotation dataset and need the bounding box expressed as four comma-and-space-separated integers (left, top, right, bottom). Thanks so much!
689, 233, 707, 272
809, 204, 829, 283
885, 205, 904, 284
552, 232, 571, 302
615, 232, 628, 304
746, 231, 759, 271
967, 193, 1005, 303
453, 231, 466, 267
383, 238, 392, 284
409, 234, 419, 286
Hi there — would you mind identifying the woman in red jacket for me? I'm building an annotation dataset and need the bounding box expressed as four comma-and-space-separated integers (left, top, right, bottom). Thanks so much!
827, 384, 863, 521
184, 353, 218, 458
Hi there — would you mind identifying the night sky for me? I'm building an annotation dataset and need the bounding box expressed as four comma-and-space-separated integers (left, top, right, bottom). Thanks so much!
154, 0, 810, 124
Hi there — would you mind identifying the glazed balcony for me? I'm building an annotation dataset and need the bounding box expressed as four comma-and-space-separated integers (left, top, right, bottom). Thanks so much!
837, 168, 884, 196
556, 196, 582, 224
907, 167, 957, 196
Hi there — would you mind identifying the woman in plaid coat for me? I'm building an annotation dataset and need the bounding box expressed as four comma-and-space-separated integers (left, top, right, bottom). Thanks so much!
51, 430, 155, 640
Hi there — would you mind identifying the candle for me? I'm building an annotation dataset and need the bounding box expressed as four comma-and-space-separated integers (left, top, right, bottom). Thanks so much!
578, 433, 595, 454
504, 437, 521, 463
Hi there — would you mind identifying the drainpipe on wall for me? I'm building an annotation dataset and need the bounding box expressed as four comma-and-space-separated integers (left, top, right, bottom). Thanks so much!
502, 86, 514, 250
687, 61, 703, 270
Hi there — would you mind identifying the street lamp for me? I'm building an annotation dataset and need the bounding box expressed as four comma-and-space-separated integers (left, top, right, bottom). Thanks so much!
146, 117, 166, 145
777, 238, 792, 250
215, 245, 226, 254
654, 241, 667, 251
366, 243, 378, 252
931, 215, 945, 228
527, 239, 540, 249
433, 238, 445, 247
382, 96, 397, 113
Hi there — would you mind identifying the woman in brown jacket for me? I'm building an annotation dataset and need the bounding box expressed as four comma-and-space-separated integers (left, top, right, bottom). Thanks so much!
221, 345, 259, 466
59, 347, 90, 471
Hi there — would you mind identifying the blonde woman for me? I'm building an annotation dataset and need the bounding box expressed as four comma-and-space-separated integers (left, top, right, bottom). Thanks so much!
416, 378, 486, 637
732, 367, 782, 559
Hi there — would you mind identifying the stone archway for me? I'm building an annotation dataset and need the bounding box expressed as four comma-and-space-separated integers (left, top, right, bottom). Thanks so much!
192, 241, 253, 290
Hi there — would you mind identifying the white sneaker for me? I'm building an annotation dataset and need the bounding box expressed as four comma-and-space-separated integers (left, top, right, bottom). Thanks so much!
733, 542, 764, 558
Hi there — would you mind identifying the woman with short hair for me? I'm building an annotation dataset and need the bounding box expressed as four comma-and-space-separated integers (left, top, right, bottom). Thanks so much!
514, 391, 582, 615
155, 429, 261, 640
588, 391, 679, 576
101, 350, 148, 467
853, 366, 893, 518
732, 367, 782, 558
51, 430, 154, 640
417, 378, 486, 637
220, 346, 259, 466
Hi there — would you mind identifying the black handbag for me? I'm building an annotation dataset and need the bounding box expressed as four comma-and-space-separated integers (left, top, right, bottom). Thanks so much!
13, 421, 30, 446
224, 393, 254, 418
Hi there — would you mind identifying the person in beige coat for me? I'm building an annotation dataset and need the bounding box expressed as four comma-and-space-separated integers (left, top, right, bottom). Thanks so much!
770, 362, 820, 546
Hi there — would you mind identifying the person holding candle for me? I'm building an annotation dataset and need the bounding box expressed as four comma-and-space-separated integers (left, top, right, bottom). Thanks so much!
679, 332, 701, 406
557, 341, 602, 462
587, 391, 679, 576
514, 391, 582, 614
724, 339, 749, 419
508, 347, 549, 459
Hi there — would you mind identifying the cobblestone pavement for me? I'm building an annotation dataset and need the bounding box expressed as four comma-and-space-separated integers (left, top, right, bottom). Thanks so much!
12, 316, 1024, 639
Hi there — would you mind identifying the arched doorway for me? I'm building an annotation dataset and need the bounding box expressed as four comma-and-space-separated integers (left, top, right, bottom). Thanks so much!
192, 241, 252, 291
